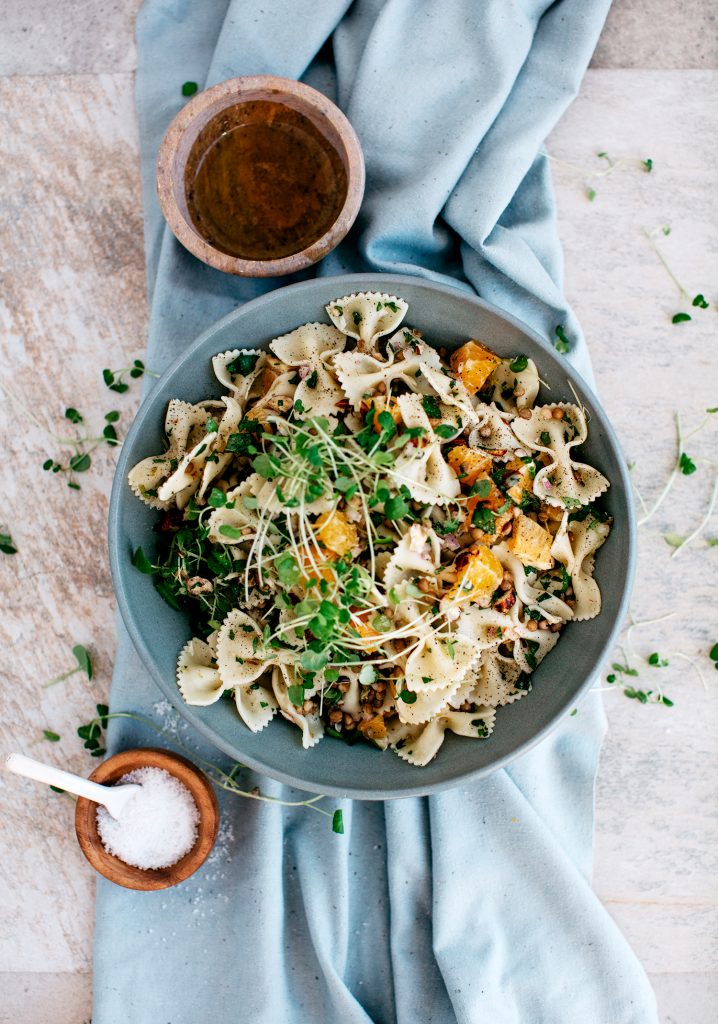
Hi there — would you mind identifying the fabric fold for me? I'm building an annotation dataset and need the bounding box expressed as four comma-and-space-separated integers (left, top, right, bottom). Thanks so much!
93, 1, 658, 1021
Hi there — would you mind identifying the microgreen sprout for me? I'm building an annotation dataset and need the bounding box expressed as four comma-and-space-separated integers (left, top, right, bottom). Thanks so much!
548, 150, 655, 201
102, 360, 158, 393
553, 325, 571, 355
643, 226, 714, 323
42, 644, 93, 688
182, 81, 198, 97
0, 531, 17, 555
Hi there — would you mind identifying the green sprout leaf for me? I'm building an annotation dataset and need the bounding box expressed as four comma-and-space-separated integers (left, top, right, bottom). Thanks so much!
679, 453, 697, 475
43, 730, 61, 743
182, 81, 198, 97
671, 313, 692, 324
642, 158, 653, 172
553, 325, 571, 355
0, 532, 17, 555
72, 644, 93, 680
332, 809, 345, 834
64, 407, 83, 424
509, 355, 528, 373
131, 546, 155, 574
692, 294, 709, 309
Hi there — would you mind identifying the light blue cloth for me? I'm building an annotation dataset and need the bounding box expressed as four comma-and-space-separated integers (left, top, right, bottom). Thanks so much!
93, 2, 659, 1021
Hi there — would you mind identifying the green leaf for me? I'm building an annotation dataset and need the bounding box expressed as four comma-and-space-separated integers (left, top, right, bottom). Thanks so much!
72, 645, 92, 680
398, 689, 417, 704
648, 652, 668, 667
252, 453, 279, 479
671, 312, 692, 324
554, 325, 570, 354
471, 505, 495, 533
182, 81, 198, 96
207, 487, 227, 508
435, 424, 457, 439
332, 809, 345, 834
225, 419, 263, 455
102, 424, 118, 445
131, 546, 154, 574
421, 395, 442, 419
358, 665, 376, 685
104, 410, 120, 423
661, 696, 674, 707
226, 352, 259, 376
679, 452, 697, 475
384, 494, 410, 520
288, 684, 305, 706
509, 355, 528, 373
218, 524, 243, 540
709, 643, 718, 662
205, 417, 219, 433
642, 158, 653, 172
371, 614, 392, 632
43, 729, 61, 742
663, 532, 684, 548
96, 703, 109, 727
692, 293, 709, 309
300, 649, 328, 673
0, 532, 17, 555
64, 407, 83, 424
155, 579, 182, 610
305, 369, 318, 389
469, 479, 492, 498
42, 459, 54, 471
69, 453, 91, 473
276, 553, 301, 588
586, 187, 597, 202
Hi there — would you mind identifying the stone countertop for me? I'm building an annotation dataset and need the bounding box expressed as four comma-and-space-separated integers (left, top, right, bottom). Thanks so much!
0, 4, 717, 1023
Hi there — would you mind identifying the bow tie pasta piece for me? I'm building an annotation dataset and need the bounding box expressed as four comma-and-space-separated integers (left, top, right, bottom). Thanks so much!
486, 356, 540, 414
492, 541, 573, 623
157, 431, 218, 507
269, 322, 346, 418
198, 396, 245, 500
128, 398, 207, 509
216, 609, 270, 689
332, 343, 441, 410
326, 292, 408, 351
455, 606, 517, 649
396, 676, 464, 725
273, 666, 324, 748
392, 394, 461, 505
390, 709, 496, 766
383, 524, 442, 627
512, 403, 609, 509
212, 349, 268, 399
207, 473, 264, 543
563, 514, 611, 621
176, 638, 224, 706
243, 369, 297, 424
234, 675, 278, 733
513, 630, 559, 674
418, 363, 481, 427
468, 403, 521, 451
468, 650, 528, 707
404, 631, 478, 693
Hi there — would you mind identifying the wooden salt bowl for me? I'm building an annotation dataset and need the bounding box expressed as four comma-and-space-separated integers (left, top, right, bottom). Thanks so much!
75, 748, 219, 891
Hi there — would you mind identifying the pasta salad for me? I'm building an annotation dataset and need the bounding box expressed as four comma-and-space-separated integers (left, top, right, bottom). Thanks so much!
128, 292, 611, 766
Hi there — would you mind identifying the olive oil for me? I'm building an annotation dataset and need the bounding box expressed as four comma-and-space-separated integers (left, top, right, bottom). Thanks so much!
186, 101, 348, 261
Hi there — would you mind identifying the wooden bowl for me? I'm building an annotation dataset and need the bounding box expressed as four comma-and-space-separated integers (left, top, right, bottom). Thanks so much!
156, 75, 365, 277
75, 748, 219, 891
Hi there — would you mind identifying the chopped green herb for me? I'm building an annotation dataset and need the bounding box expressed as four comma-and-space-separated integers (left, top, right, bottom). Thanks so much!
182, 81, 198, 96
332, 809, 345, 834
554, 325, 571, 355
0, 532, 17, 555
509, 355, 528, 373
679, 453, 697, 475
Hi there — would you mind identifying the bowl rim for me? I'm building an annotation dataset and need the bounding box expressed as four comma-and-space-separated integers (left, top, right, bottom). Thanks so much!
109, 272, 636, 800
156, 75, 366, 278
74, 747, 219, 890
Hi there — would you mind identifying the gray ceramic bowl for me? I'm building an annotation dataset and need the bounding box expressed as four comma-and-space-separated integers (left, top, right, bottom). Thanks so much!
109, 274, 635, 799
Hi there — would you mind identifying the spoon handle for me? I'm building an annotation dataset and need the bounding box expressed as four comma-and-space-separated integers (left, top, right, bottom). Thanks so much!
5, 752, 117, 807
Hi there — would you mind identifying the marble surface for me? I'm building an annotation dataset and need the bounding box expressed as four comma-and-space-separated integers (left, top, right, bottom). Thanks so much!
1, 5, 717, 1024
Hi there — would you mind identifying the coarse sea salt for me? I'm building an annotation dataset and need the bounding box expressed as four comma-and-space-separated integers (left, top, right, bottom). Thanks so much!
96, 766, 199, 870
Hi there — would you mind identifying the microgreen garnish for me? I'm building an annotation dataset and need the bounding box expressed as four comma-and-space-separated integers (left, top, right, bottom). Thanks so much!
42, 644, 93, 688
102, 360, 158, 393
182, 81, 198, 97
42, 730, 61, 743
553, 325, 570, 355
332, 809, 345, 834
0, 531, 17, 555
678, 453, 696, 475
643, 226, 714, 323
648, 652, 669, 667
509, 355, 528, 372
710, 644, 718, 668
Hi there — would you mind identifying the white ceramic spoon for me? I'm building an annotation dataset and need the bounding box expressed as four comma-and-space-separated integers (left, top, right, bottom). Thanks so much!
5, 753, 141, 820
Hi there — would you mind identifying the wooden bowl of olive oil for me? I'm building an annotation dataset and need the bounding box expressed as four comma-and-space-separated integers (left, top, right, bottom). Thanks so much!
156, 75, 365, 278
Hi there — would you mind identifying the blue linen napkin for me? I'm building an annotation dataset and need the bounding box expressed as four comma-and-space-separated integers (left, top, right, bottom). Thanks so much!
93, 2, 659, 1021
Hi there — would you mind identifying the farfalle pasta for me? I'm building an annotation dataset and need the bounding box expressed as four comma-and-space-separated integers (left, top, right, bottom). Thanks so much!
128, 293, 612, 766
